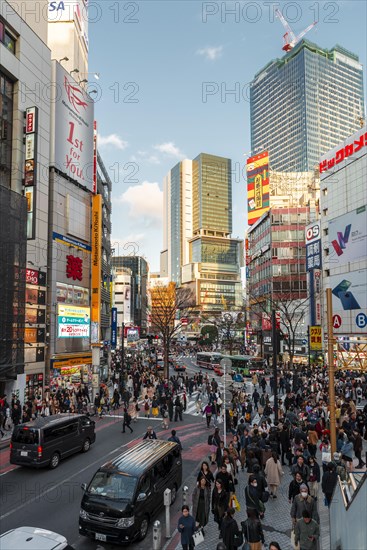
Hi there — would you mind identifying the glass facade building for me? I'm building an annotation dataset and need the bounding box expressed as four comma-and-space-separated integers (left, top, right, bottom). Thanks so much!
250, 41, 364, 171
192, 153, 232, 235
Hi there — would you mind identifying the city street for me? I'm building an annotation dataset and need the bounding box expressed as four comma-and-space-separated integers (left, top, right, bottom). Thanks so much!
0, 410, 208, 549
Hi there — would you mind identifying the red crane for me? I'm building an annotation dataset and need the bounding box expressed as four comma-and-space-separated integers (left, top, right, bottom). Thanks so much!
275, 8, 317, 52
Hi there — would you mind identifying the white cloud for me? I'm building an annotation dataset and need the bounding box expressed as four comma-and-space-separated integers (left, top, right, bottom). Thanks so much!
98, 133, 128, 150
131, 151, 161, 164
154, 142, 186, 158
196, 46, 223, 61
117, 181, 163, 225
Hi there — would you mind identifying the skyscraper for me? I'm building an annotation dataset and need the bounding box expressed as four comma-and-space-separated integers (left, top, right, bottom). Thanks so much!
250, 40, 364, 171
162, 153, 243, 313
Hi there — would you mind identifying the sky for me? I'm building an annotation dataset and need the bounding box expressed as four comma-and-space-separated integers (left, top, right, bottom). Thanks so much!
88, 0, 367, 271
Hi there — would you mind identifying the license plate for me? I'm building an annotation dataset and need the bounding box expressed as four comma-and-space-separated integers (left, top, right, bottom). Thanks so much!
20, 451, 28, 457
95, 533, 107, 542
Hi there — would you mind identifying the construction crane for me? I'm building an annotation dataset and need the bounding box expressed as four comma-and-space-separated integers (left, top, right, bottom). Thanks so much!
275, 8, 317, 52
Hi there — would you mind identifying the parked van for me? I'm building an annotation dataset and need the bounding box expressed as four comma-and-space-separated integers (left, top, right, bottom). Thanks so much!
10, 414, 96, 469
79, 439, 182, 544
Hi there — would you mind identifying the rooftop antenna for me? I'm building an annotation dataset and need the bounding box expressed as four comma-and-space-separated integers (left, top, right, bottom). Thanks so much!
275, 8, 317, 52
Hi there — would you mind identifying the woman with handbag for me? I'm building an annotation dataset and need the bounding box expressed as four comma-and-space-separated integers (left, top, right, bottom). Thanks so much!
197, 461, 215, 487
192, 477, 211, 532
245, 476, 265, 519
177, 505, 196, 550
241, 510, 265, 550
220, 508, 242, 549
212, 479, 229, 531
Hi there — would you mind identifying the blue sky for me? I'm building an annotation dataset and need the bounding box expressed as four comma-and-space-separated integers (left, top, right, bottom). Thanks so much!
88, 0, 367, 271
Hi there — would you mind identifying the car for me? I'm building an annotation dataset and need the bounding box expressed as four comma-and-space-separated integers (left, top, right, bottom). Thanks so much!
155, 362, 164, 371
0, 527, 74, 550
174, 363, 186, 372
213, 366, 224, 376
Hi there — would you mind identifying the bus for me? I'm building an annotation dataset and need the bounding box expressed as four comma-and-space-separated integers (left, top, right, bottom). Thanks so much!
220, 355, 267, 378
196, 352, 222, 370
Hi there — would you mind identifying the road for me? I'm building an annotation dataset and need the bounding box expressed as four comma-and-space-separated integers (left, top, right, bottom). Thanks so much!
0, 410, 208, 550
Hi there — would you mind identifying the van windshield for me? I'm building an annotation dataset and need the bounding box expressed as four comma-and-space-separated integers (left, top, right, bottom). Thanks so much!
12, 427, 39, 445
88, 472, 137, 500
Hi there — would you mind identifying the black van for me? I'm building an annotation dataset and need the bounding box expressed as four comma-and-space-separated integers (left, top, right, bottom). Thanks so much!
79, 439, 182, 544
10, 414, 96, 469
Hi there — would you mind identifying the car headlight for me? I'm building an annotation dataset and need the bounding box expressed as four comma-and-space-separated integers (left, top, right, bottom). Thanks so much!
79, 508, 88, 519
116, 516, 134, 528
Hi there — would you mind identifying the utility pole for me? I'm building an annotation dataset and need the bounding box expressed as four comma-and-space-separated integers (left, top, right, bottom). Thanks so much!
326, 288, 337, 454
272, 309, 278, 420
121, 322, 125, 376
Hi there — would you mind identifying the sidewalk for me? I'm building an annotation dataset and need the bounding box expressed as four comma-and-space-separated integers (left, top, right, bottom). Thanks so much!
166, 454, 331, 550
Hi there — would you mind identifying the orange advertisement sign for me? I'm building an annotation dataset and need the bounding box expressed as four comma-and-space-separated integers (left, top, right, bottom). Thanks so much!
91, 194, 102, 343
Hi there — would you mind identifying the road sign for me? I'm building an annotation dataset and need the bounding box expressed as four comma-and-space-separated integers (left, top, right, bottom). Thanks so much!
332, 314, 342, 329
356, 313, 367, 329
220, 358, 232, 370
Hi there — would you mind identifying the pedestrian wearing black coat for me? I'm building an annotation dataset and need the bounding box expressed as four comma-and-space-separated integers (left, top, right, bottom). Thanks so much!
321, 463, 338, 506
220, 508, 241, 550
211, 480, 229, 530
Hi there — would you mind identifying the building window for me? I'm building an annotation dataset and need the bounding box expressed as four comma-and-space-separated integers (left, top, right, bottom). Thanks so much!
0, 20, 16, 54
0, 71, 14, 188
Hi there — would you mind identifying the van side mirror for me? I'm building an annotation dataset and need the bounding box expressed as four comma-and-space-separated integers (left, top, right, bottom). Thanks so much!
81, 483, 87, 491
137, 492, 146, 502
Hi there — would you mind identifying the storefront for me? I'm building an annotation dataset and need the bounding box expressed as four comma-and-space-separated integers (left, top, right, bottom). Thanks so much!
50, 354, 92, 393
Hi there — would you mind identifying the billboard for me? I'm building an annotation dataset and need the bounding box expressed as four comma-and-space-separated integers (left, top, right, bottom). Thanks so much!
330, 270, 367, 334
111, 307, 117, 348
309, 326, 322, 350
305, 221, 322, 271
52, 62, 94, 191
247, 151, 270, 226
58, 304, 90, 338
91, 194, 102, 343
328, 207, 367, 268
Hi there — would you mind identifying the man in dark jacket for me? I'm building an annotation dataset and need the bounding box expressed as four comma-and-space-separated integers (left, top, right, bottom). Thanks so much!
242, 512, 265, 547
291, 456, 310, 482
121, 408, 133, 433
289, 472, 308, 503
321, 463, 338, 506
252, 464, 268, 501
278, 425, 291, 465
220, 508, 241, 549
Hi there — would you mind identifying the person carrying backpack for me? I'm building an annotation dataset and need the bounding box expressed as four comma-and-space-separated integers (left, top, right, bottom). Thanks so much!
122, 408, 133, 433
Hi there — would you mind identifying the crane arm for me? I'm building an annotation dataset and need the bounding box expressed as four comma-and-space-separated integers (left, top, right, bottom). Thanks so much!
275, 8, 295, 42
294, 21, 317, 43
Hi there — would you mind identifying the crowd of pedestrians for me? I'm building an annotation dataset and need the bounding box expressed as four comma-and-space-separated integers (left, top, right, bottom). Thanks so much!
176, 364, 367, 549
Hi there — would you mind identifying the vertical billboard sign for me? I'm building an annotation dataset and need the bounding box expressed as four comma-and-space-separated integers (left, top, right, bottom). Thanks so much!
93, 120, 97, 194
247, 151, 270, 226
91, 194, 102, 344
52, 62, 94, 190
305, 221, 322, 271
24, 106, 38, 239
111, 307, 117, 349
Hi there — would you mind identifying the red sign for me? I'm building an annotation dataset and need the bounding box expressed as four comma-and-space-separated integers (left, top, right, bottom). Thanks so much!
262, 312, 280, 331
26, 268, 39, 285
319, 131, 367, 173
181, 318, 188, 326
332, 314, 342, 329
26, 107, 37, 134
66, 255, 83, 281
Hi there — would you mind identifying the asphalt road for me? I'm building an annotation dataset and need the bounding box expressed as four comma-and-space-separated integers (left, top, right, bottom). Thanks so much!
0, 411, 208, 550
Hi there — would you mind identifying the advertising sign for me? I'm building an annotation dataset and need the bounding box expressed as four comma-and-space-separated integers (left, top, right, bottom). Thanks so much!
24, 106, 38, 239
305, 221, 321, 271
262, 312, 280, 331
247, 151, 269, 226
52, 62, 94, 191
330, 270, 367, 334
310, 326, 322, 350
91, 195, 102, 343
328, 207, 367, 268
58, 304, 90, 338
319, 128, 367, 174
111, 307, 117, 348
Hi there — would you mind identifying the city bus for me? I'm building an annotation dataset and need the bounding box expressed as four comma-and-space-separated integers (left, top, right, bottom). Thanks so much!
220, 355, 267, 378
196, 352, 222, 370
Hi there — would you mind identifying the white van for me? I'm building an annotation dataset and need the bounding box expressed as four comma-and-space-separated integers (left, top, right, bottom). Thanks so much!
0, 527, 74, 550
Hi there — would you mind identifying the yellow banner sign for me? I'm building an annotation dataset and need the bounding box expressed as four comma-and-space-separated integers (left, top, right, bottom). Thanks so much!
310, 326, 322, 350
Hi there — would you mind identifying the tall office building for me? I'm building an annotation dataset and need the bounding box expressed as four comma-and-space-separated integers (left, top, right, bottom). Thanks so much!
111, 256, 149, 334
250, 40, 364, 171
162, 154, 243, 313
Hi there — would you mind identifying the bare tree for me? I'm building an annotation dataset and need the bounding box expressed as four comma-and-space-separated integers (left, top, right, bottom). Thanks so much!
249, 292, 309, 367
201, 310, 245, 355
149, 283, 196, 378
